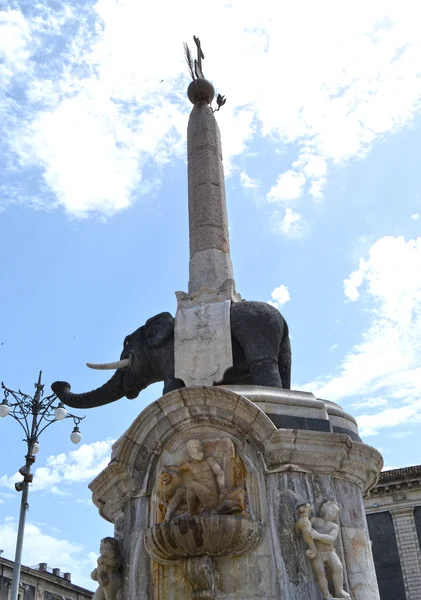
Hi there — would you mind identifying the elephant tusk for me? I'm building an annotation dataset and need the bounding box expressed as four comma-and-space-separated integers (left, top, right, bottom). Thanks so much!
86, 358, 131, 371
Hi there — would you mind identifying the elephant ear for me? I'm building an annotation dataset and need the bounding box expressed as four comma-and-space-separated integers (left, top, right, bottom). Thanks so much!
144, 312, 174, 347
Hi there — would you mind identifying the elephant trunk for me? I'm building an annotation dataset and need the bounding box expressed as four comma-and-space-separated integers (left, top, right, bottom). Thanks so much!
51, 370, 124, 409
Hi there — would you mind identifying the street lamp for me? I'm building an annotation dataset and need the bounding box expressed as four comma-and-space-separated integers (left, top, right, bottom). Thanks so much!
0, 371, 85, 600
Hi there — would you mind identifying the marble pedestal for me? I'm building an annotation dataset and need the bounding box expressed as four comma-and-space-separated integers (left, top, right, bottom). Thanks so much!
89, 386, 382, 600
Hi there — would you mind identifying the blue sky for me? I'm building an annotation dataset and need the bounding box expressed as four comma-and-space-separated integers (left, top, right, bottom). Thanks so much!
1, 0, 421, 589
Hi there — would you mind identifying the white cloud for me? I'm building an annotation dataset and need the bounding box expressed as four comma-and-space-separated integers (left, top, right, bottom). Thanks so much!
0, 517, 97, 590
0, 9, 31, 86
268, 284, 290, 309
0, 440, 114, 493
275, 207, 304, 235
305, 235, 421, 436
389, 431, 412, 439
351, 397, 388, 409
239, 171, 258, 189
410, 213, 420, 220
343, 259, 369, 300
356, 401, 421, 437
3, 1, 421, 215
0, 491, 14, 499
292, 154, 327, 199
267, 171, 306, 202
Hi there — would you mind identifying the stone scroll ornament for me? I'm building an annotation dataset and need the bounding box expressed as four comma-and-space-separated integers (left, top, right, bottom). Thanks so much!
296, 501, 352, 600
91, 537, 123, 600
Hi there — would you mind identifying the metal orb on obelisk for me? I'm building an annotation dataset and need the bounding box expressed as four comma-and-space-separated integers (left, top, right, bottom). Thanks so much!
174, 36, 240, 388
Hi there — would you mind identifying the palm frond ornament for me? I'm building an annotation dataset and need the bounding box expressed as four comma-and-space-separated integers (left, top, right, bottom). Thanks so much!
183, 42, 196, 81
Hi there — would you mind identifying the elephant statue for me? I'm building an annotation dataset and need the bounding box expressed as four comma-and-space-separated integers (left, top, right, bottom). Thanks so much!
51, 301, 291, 409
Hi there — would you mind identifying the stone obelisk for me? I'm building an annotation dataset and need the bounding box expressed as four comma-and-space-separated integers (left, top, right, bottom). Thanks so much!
174, 38, 239, 388
184, 36, 236, 296
187, 87, 234, 294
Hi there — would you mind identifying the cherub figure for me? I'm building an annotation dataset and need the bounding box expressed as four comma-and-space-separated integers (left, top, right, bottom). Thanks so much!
309, 500, 351, 600
295, 503, 317, 559
91, 537, 122, 600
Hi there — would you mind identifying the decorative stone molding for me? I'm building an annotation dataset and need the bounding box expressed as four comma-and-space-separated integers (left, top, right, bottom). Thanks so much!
145, 514, 262, 563
264, 429, 382, 493
185, 555, 216, 600
220, 386, 360, 440
89, 387, 275, 522
89, 388, 382, 522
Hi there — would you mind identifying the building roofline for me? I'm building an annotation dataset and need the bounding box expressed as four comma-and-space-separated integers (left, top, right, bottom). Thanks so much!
378, 465, 421, 484
0, 556, 93, 594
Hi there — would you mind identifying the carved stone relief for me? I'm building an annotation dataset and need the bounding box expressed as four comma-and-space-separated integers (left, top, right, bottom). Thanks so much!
91, 537, 123, 600
156, 437, 246, 522
174, 299, 233, 387
145, 432, 263, 599
296, 500, 351, 600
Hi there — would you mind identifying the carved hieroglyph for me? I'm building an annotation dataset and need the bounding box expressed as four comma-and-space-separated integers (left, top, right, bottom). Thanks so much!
296, 500, 351, 600
91, 537, 122, 600
174, 299, 233, 387
156, 437, 246, 522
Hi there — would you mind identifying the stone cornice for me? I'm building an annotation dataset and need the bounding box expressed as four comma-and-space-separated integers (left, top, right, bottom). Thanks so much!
367, 472, 421, 496
378, 464, 421, 483
89, 388, 383, 522
263, 429, 382, 492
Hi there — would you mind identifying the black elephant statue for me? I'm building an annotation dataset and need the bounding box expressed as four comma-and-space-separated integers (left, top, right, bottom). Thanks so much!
52, 301, 291, 409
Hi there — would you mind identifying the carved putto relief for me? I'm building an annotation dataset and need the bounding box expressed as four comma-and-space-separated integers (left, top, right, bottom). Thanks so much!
156, 437, 247, 522
296, 500, 351, 600
91, 537, 122, 600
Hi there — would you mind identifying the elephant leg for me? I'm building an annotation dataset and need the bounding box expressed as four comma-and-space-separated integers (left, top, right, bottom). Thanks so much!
249, 358, 282, 387
232, 327, 283, 387
163, 378, 185, 395
230, 302, 285, 388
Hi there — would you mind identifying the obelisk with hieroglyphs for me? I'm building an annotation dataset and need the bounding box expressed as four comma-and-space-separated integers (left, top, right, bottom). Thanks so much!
174, 36, 240, 388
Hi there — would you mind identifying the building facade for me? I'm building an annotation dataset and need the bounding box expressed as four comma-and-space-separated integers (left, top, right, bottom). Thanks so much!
364, 465, 421, 600
0, 558, 93, 600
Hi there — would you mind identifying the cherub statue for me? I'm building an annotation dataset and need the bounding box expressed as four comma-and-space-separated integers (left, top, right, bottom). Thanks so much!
308, 500, 351, 600
295, 503, 317, 559
91, 537, 122, 600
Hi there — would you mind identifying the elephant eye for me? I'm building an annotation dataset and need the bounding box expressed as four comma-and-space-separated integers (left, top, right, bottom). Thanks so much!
146, 328, 157, 339
124, 337, 130, 346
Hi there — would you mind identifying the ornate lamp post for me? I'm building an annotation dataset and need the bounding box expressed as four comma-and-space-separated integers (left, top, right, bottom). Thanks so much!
0, 371, 85, 600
